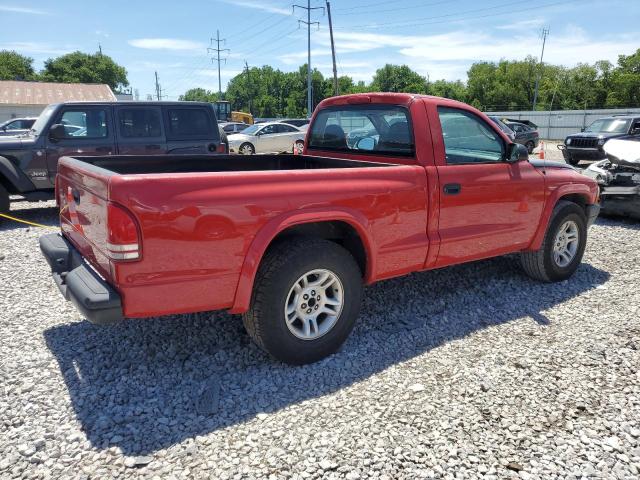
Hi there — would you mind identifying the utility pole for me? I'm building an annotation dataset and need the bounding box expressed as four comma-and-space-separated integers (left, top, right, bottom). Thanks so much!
154, 71, 161, 101
244, 60, 252, 115
326, 1, 338, 96
98, 44, 103, 56
532, 27, 549, 110
208, 30, 230, 98
293, 1, 324, 117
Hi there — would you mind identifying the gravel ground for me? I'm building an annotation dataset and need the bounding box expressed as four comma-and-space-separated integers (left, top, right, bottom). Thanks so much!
1, 199, 639, 480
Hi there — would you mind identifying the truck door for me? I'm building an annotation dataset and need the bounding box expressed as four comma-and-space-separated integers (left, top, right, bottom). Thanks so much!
115, 105, 166, 155
45, 106, 114, 181
432, 106, 545, 267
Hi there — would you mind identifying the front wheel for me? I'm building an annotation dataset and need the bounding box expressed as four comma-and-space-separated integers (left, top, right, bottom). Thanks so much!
0, 184, 9, 214
520, 201, 587, 282
526, 141, 535, 154
243, 237, 363, 365
239, 142, 255, 155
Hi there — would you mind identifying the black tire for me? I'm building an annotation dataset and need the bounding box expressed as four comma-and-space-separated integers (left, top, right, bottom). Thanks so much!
239, 142, 255, 155
243, 237, 363, 365
526, 141, 535, 154
566, 155, 580, 166
520, 201, 587, 282
0, 183, 9, 214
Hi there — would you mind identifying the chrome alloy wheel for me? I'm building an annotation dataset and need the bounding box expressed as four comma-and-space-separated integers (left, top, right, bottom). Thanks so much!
553, 220, 579, 268
240, 144, 254, 155
284, 269, 344, 340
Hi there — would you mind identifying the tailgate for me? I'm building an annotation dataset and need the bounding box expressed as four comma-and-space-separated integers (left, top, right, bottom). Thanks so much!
57, 156, 116, 282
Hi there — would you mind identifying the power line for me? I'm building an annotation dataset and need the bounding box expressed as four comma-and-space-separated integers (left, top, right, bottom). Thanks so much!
293, 1, 324, 117
208, 30, 230, 97
337, 0, 574, 30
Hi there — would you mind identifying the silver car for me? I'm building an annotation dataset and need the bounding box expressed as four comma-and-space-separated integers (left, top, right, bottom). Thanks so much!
227, 122, 305, 155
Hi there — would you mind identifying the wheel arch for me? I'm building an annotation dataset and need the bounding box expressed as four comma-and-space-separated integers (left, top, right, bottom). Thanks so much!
0, 155, 36, 194
229, 210, 375, 314
527, 186, 594, 251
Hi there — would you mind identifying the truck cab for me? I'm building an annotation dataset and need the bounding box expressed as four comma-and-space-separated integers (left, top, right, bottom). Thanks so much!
0, 101, 223, 213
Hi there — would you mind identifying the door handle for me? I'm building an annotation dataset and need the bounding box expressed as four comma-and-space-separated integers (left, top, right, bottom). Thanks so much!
443, 183, 461, 195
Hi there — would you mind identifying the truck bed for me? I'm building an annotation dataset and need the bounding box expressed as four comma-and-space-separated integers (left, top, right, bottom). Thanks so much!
73, 154, 395, 175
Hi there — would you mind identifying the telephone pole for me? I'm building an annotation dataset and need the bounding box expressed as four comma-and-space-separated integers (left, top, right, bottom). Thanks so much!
244, 60, 252, 115
326, 1, 338, 96
293, 1, 324, 117
208, 30, 230, 98
532, 27, 549, 110
154, 71, 161, 101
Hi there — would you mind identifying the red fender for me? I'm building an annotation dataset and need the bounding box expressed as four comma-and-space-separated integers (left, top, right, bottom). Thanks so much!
229, 208, 375, 314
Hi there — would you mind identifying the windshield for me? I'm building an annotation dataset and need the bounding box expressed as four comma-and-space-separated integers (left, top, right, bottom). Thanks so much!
585, 118, 631, 134
238, 124, 261, 135
30, 105, 57, 136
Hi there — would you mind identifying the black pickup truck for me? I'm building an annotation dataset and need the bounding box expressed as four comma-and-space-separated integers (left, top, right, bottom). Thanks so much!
0, 101, 225, 213
559, 115, 640, 166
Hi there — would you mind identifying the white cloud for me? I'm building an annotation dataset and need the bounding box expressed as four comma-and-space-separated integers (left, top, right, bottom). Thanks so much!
0, 5, 48, 15
128, 38, 205, 51
95, 30, 110, 38
307, 26, 640, 82
0, 41, 74, 55
219, 0, 290, 15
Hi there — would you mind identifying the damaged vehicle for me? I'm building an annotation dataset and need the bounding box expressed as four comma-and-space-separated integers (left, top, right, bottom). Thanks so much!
584, 136, 640, 219
559, 115, 640, 166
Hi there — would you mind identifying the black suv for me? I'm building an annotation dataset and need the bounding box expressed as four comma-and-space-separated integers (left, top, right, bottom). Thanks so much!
0, 101, 223, 213
559, 115, 640, 166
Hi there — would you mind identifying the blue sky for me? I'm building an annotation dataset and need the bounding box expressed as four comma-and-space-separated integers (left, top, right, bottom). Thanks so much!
1, 0, 639, 100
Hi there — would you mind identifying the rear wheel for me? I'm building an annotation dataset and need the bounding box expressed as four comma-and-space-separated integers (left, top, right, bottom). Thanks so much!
520, 201, 587, 282
243, 237, 363, 365
239, 143, 255, 155
0, 184, 9, 214
294, 140, 305, 153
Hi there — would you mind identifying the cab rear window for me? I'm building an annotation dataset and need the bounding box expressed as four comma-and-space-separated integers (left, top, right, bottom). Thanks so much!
165, 107, 217, 140
308, 105, 414, 156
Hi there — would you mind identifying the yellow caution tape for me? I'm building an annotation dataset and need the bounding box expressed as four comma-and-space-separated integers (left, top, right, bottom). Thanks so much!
0, 212, 58, 229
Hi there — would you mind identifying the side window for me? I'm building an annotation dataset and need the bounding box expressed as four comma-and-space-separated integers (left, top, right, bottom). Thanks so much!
223, 124, 235, 133
438, 107, 504, 164
277, 124, 298, 133
118, 108, 162, 138
59, 109, 108, 139
632, 120, 640, 134
5, 120, 21, 130
167, 108, 213, 137
260, 125, 278, 135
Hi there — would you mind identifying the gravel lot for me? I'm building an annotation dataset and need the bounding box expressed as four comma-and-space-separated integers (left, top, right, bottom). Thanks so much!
1, 199, 639, 480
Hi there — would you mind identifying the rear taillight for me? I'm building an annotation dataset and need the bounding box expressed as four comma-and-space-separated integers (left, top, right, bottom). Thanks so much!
106, 203, 141, 261
216, 142, 227, 153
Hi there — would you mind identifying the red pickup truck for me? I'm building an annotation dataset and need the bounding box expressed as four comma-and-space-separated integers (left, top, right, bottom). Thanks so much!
40, 93, 600, 365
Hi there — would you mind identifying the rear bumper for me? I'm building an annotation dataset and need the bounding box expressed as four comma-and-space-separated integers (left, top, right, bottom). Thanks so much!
586, 203, 601, 228
39, 233, 124, 325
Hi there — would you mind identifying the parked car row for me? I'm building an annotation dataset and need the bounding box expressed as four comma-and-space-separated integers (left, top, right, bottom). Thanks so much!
488, 116, 540, 153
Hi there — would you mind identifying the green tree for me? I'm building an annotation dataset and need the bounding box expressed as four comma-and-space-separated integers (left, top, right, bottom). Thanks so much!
607, 49, 640, 108
428, 79, 467, 102
40, 51, 128, 90
179, 88, 220, 102
0, 50, 36, 80
371, 64, 428, 93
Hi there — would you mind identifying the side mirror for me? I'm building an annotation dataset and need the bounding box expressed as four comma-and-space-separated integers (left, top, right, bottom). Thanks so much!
507, 143, 529, 163
356, 137, 375, 151
49, 124, 66, 142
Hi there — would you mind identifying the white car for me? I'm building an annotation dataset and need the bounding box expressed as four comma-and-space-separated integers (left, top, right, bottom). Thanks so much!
227, 122, 305, 155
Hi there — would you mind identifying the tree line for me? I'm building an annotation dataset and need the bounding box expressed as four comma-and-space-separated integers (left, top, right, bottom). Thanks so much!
0, 50, 128, 91
2, 47, 639, 116
182, 48, 640, 117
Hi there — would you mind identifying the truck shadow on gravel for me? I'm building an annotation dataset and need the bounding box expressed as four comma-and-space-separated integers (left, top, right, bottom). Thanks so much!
44, 256, 609, 456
